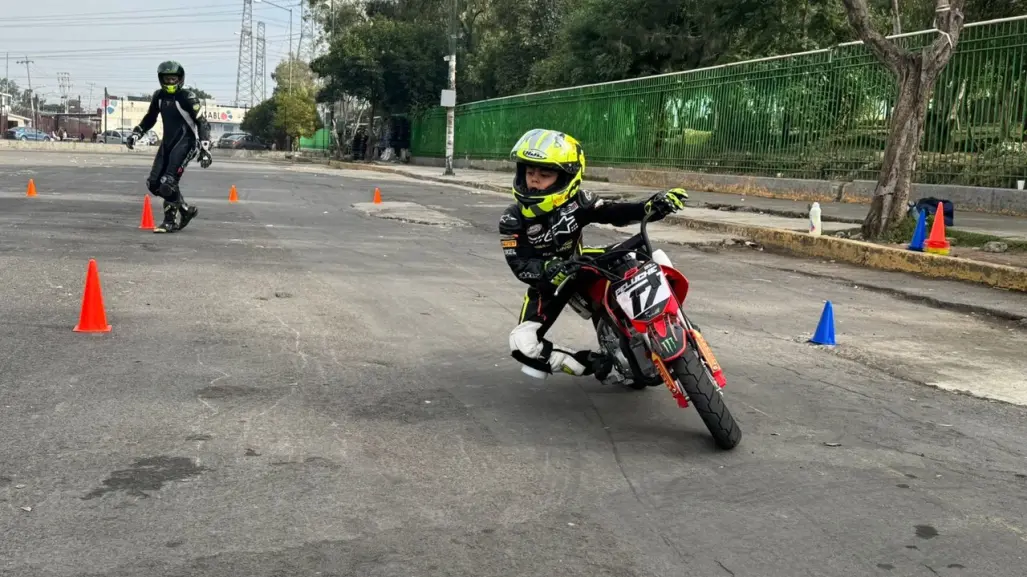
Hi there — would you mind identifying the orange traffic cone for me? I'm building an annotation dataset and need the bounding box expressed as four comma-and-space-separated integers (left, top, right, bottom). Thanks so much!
373, 187, 382, 204
229, 185, 239, 203
924, 202, 951, 256
73, 259, 112, 333
139, 195, 155, 229
26, 179, 37, 197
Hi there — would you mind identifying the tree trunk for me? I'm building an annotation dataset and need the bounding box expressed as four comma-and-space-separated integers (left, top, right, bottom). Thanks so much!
861, 59, 932, 239
841, 0, 966, 239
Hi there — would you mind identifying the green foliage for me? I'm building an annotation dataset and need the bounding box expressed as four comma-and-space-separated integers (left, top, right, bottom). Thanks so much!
273, 57, 318, 94
241, 98, 283, 144
274, 87, 319, 142
310, 4, 448, 116
240, 54, 320, 148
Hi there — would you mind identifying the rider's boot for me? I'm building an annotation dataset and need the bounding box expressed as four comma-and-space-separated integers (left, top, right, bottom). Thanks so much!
575, 351, 634, 386
177, 200, 199, 231
154, 201, 179, 233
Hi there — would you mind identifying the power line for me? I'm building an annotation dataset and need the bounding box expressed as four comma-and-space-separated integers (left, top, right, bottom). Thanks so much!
11, 1, 243, 21
2, 17, 265, 30
16, 9, 241, 24
24, 35, 292, 58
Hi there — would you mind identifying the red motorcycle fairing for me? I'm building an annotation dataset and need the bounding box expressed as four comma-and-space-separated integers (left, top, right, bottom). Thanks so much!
582, 262, 694, 362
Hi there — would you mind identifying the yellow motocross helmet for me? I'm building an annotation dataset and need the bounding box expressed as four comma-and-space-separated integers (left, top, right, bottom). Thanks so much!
510, 128, 586, 218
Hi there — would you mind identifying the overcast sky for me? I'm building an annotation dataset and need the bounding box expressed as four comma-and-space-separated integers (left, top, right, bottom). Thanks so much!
2, 0, 308, 109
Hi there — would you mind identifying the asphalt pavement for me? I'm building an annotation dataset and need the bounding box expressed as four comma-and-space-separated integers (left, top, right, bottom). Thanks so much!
1, 151, 1026, 577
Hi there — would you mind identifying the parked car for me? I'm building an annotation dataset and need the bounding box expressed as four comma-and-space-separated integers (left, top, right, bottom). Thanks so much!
96, 129, 136, 144
216, 132, 247, 148
5, 127, 53, 141
220, 133, 269, 150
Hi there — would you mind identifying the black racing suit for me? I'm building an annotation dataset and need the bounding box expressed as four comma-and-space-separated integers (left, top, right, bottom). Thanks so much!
500, 188, 665, 376
133, 88, 211, 207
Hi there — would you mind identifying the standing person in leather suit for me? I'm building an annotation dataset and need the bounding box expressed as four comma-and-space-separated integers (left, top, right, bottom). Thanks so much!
126, 61, 213, 233
499, 128, 688, 382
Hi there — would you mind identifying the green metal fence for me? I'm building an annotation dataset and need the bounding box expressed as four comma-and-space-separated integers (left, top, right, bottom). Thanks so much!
411, 16, 1027, 189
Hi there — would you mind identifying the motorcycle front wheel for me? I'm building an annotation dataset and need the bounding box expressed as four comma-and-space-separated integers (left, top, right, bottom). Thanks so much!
670, 349, 742, 450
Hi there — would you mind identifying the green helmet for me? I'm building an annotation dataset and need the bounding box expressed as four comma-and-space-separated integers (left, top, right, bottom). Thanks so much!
157, 61, 185, 94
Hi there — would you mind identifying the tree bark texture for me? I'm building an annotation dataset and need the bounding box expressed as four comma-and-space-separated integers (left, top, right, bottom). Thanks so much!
839, 0, 966, 239
862, 61, 931, 238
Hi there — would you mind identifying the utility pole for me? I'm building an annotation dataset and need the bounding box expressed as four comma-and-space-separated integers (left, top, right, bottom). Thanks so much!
442, 0, 457, 175
17, 56, 35, 127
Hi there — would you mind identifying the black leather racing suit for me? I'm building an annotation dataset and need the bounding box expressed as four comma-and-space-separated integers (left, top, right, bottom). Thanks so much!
500, 188, 665, 376
133, 88, 211, 204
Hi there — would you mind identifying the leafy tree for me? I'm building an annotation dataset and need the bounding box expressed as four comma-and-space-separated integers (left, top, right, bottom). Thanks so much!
274, 87, 318, 147
241, 98, 286, 146
311, 10, 447, 116
273, 56, 318, 94
0, 78, 22, 102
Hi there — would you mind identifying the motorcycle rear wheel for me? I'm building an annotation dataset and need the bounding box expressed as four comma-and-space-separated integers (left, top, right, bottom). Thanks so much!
670, 349, 742, 450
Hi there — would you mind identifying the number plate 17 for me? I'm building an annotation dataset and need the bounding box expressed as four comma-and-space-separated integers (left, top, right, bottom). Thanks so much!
613, 262, 673, 320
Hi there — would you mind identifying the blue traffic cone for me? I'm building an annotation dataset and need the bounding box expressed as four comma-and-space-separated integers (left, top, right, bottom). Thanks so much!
809, 301, 836, 346
908, 209, 927, 252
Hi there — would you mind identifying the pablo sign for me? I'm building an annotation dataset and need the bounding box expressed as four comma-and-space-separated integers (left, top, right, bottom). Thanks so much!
204, 109, 236, 122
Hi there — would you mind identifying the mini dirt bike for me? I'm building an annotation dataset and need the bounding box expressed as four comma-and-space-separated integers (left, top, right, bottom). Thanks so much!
554, 209, 742, 450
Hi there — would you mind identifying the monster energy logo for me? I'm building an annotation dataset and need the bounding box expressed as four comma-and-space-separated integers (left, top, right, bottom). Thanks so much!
660, 337, 677, 353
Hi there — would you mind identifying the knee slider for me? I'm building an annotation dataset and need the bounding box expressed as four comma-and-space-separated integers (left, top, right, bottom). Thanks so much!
159, 175, 179, 198
508, 322, 587, 376
510, 321, 551, 374
146, 179, 161, 194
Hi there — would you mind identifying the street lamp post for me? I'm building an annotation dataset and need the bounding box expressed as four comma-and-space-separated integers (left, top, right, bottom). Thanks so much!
254, 0, 294, 150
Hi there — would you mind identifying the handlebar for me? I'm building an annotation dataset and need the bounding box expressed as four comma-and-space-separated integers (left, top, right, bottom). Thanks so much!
554, 207, 660, 296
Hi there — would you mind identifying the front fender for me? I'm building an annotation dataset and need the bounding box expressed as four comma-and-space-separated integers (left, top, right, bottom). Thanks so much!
646, 313, 687, 362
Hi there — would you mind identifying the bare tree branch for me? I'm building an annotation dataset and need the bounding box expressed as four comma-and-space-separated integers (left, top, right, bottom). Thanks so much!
840, 0, 911, 75
924, 0, 967, 77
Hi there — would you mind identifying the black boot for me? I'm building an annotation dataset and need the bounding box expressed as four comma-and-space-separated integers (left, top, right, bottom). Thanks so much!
154, 201, 178, 233
177, 201, 199, 231
570, 350, 615, 383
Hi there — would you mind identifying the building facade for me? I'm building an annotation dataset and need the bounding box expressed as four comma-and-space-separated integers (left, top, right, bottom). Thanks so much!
102, 96, 250, 140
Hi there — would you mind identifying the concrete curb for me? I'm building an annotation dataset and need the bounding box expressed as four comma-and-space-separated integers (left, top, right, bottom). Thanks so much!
0, 141, 144, 154
326, 160, 643, 200
669, 217, 1027, 293
330, 160, 1027, 293
328, 161, 511, 193
410, 155, 1027, 216
0, 141, 330, 163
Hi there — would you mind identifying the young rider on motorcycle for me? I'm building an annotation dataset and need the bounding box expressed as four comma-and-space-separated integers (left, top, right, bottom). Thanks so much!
499, 128, 688, 382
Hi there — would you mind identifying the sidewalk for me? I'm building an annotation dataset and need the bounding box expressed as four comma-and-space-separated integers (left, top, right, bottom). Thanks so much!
360, 162, 1027, 241
333, 160, 1027, 293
